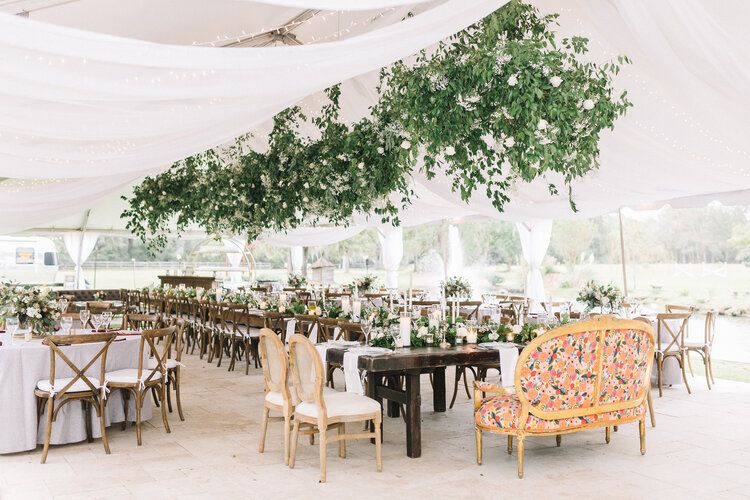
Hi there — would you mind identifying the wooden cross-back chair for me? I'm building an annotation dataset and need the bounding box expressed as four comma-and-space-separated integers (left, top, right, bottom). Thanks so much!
655, 312, 692, 397
123, 313, 161, 331
685, 310, 717, 390
263, 311, 291, 343
205, 301, 225, 365
336, 321, 366, 343
222, 303, 248, 371
35, 333, 117, 463
150, 318, 187, 421
294, 314, 320, 341
317, 317, 339, 343
106, 326, 176, 446
287, 334, 382, 483
458, 301, 482, 320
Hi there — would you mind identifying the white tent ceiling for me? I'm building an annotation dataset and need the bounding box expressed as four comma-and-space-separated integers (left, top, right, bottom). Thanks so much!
2, 0, 749, 241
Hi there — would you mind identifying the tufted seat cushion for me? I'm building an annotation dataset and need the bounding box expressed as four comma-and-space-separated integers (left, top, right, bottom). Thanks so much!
295, 391, 380, 419
475, 393, 646, 432
37, 377, 100, 394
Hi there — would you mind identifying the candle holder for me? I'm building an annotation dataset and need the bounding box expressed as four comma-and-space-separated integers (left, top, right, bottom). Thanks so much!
438, 325, 450, 349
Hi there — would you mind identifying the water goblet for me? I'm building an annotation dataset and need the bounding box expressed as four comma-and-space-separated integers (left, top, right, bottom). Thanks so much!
79, 309, 91, 330
91, 314, 103, 332
58, 298, 69, 314
60, 316, 73, 335
6, 317, 18, 345
101, 311, 113, 330
361, 317, 372, 343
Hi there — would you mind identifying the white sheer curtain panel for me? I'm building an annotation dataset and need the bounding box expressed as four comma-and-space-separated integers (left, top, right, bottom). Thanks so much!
62, 232, 99, 289
289, 246, 304, 274
515, 220, 552, 311
227, 252, 243, 283
377, 225, 403, 289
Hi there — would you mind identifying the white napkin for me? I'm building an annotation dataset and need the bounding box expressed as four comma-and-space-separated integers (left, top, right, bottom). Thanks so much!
343, 347, 390, 395
315, 344, 330, 382
480, 342, 519, 388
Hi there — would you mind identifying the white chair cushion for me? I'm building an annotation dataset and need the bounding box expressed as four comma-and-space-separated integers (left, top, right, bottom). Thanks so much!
147, 358, 178, 369
105, 369, 161, 384
295, 391, 380, 419
265, 386, 334, 407
246, 327, 261, 339
37, 377, 100, 393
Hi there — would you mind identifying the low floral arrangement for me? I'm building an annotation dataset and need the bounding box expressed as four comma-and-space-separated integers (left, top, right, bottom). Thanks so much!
0, 283, 61, 335
576, 281, 623, 312
225, 290, 252, 304
92, 291, 106, 301
287, 274, 307, 288
288, 300, 308, 315
442, 276, 472, 299
351, 274, 379, 293
478, 323, 513, 343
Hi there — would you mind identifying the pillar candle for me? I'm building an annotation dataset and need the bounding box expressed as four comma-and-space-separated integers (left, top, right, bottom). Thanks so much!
399, 313, 411, 347
352, 299, 362, 319
342, 296, 351, 315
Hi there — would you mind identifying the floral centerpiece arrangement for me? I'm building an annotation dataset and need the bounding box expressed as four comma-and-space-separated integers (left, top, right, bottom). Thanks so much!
442, 276, 472, 299
351, 274, 379, 294
478, 323, 513, 343
287, 274, 307, 288
0, 283, 61, 335
175, 287, 197, 299
576, 281, 623, 313
92, 291, 106, 301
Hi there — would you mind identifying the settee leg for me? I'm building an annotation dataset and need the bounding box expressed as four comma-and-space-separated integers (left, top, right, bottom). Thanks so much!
647, 390, 656, 427
475, 428, 482, 465
517, 435, 525, 479
639, 418, 646, 455
555, 434, 561, 447
507, 435, 512, 454
605, 426, 611, 444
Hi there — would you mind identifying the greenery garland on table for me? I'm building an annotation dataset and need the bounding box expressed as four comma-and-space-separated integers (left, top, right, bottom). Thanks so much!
286, 274, 307, 288
123, 1, 631, 250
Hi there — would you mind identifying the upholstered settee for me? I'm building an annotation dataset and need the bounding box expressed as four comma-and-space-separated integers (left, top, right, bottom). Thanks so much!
474, 316, 655, 478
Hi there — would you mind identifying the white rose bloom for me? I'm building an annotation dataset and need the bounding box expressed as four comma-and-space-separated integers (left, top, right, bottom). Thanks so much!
278, 306, 286, 313
400, 140, 411, 150
504, 137, 516, 148
377, 147, 385, 154
376, 332, 384, 339
445, 146, 456, 156
537, 119, 548, 130
418, 326, 428, 338
357, 162, 365, 170
489, 332, 499, 341
259, 301, 267, 310
582, 99, 595, 110
26, 307, 39, 318
550, 76, 563, 88
533, 327, 546, 338
507, 74, 518, 86
511, 325, 522, 334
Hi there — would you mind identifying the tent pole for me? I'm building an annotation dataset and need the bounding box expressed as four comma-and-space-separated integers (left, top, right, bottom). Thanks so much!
618, 208, 629, 297
76, 209, 91, 289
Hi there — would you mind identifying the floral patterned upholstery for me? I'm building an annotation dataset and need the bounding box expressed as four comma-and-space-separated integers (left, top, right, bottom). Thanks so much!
518, 330, 599, 412
598, 329, 651, 405
475, 392, 646, 432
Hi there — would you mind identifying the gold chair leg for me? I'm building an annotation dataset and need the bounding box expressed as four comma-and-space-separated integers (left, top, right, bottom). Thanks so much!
289, 420, 300, 469
702, 352, 711, 390
258, 407, 269, 453
647, 390, 656, 428
337, 423, 346, 459
639, 418, 646, 455
555, 434, 561, 447
507, 435, 513, 455
475, 428, 482, 465
708, 353, 716, 384
517, 435, 525, 479
135, 390, 143, 446
605, 426, 611, 444
374, 415, 383, 472
174, 370, 185, 421
657, 356, 663, 397
679, 352, 692, 394
686, 350, 694, 377
98, 397, 111, 455
283, 415, 292, 465
160, 382, 171, 434
318, 424, 328, 483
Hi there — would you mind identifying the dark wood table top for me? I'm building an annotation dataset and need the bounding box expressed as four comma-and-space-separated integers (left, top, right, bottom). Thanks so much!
326, 344, 511, 372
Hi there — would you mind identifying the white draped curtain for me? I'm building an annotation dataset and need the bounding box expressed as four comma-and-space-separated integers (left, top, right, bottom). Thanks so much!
227, 252, 243, 283
515, 220, 552, 311
289, 246, 304, 275
62, 232, 99, 289
377, 226, 403, 289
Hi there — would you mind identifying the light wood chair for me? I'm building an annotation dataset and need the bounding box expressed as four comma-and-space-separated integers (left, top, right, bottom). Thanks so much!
655, 313, 692, 397
288, 334, 382, 483
685, 310, 717, 389
106, 326, 176, 445
123, 313, 161, 331
35, 333, 117, 463
258, 328, 294, 464
149, 318, 187, 421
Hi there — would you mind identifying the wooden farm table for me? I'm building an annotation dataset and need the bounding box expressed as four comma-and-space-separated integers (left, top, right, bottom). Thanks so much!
326, 345, 501, 458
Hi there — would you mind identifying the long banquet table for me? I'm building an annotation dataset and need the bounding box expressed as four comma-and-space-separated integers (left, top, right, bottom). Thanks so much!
0, 333, 152, 454
327, 345, 503, 458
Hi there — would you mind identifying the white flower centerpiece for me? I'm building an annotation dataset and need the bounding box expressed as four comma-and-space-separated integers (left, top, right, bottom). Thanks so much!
0, 282, 62, 335
576, 281, 623, 314
441, 276, 472, 300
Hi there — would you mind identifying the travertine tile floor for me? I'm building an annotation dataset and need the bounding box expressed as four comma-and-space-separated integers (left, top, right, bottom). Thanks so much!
2, 352, 749, 500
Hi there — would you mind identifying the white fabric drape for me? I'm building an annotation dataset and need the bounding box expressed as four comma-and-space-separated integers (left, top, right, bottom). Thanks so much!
446, 224, 464, 277
289, 246, 304, 274
377, 225, 403, 289
0, 0, 503, 180
515, 220, 552, 311
248, 0, 434, 10
62, 232, 99, 289
227, 252, 243, 282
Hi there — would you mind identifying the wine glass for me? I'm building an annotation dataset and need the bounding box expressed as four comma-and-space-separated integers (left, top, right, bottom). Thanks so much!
91, 314, 103, 332
6, 317, 18, 345
360, 317, 372, 343
101, 311, 113, 330
60, 316, 73, 335
58, 298, 69, 314
79, 309, 91, 330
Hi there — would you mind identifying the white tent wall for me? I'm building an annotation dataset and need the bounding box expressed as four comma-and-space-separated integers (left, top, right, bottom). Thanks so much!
377, 225, 403, 290
516, 220, 553, 311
